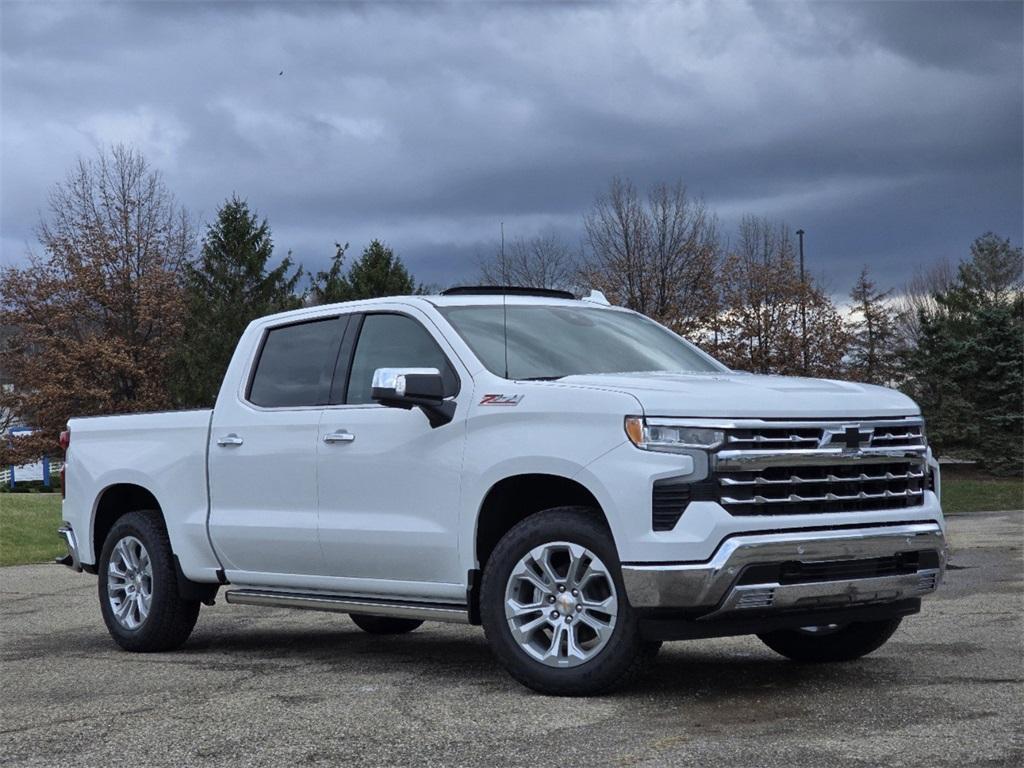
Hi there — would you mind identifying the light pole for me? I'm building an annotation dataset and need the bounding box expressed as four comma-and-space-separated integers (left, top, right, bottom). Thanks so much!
796, 228, 807, 374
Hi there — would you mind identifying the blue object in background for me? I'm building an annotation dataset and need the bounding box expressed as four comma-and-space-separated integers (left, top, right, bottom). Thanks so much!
6, 426, 51, 488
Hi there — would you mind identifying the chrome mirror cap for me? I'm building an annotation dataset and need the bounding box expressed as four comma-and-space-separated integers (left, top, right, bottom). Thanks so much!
372, 367, 441, 397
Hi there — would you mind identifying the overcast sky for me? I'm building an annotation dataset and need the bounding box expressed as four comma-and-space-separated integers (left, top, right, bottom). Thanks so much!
2, 0, 1021, 293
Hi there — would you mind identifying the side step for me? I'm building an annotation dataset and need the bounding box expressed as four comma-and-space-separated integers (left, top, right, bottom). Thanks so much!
224, 589, 470, 624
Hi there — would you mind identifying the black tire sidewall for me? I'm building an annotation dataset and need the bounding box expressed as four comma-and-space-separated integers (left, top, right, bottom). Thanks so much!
349, 614, 424, 635
758, 618, 902, 663
480, 507, 645, 696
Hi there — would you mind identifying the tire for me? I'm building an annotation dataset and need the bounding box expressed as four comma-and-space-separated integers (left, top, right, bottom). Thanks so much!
349, 614, 424, 635
97, 510, 201, 652
757, 618, 902, 663
480, 506, 655, 696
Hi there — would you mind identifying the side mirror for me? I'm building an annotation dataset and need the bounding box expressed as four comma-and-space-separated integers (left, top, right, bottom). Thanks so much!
371, 368, 455, 427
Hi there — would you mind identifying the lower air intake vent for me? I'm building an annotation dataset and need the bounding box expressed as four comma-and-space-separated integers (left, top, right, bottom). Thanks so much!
652, 479, 716, 531
736, 588, 776, 609
652, 482, 689, 531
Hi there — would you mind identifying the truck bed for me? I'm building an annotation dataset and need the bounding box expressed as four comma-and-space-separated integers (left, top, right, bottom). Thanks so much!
62, 409, 221, 581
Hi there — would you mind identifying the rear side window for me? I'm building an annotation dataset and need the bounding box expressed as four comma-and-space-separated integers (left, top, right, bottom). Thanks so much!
345, 314, 458, 405
248, 317, 346, 408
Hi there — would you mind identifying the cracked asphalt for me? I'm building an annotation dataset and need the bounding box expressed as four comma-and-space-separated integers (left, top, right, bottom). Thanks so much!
2, 510, 1021, 767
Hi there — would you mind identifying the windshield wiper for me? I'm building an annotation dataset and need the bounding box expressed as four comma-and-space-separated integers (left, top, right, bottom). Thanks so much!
517, 376, 564, 381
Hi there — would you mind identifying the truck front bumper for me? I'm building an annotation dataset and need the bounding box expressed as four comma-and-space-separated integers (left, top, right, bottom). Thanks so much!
621, 522, 945, 619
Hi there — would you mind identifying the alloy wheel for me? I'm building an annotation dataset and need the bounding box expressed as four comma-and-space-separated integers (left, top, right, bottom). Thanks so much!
106, 535, 153, 630
504, 541, 618, 668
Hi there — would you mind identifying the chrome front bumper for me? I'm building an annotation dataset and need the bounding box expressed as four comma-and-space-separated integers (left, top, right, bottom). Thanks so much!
622, 523, 945, 619
56, 524, 82, 572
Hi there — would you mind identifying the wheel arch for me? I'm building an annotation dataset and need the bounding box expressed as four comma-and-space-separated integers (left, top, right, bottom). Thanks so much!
92, 482, 164, 565
91, 483, 218, 603
469, 472, 612, 622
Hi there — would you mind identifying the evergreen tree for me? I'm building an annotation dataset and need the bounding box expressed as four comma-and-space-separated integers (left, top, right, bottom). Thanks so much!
846, 267, 901, 385
346, 239, 417, 299
903, 234, 1023, 475
307, 239, 418, 305
307, 242, 351, 304
960, 232, 1024, 304
172, 196, 302, 407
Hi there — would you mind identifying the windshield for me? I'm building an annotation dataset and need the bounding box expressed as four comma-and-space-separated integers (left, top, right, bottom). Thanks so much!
437, 304, 726, 380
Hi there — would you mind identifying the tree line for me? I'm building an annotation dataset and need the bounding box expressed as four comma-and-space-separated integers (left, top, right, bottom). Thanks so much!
1, 146, 1020, 474
479, 178, 1021, 474
0, 147, 419, 462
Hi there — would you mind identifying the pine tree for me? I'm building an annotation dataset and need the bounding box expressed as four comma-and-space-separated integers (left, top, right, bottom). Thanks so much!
846, 267, 901, 385
903, 234, 1023, 475
307, 239, 418, 305
172, 196, 302, 407
307, 242, 351, 305
345, 240, 416, 299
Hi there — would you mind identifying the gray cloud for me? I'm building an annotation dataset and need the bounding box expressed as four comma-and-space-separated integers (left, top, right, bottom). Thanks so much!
1, 0, 1021, 293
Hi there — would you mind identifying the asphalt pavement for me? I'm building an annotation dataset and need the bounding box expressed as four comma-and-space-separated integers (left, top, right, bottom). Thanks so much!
2, 510, 1021, 767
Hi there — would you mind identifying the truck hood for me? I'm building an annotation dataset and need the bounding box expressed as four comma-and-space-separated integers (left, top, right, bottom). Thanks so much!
557, 371, 920, 420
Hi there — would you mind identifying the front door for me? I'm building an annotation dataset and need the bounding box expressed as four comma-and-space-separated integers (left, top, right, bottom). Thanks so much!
316, 310, 466, 598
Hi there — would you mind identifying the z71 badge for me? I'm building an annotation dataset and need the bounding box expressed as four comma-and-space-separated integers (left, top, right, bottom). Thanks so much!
479, 394, 524, 406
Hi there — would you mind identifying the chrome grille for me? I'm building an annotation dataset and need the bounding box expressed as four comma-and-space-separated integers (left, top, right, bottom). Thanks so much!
717, 461, 926, 515
709, 416, 928, 517
720, 419, 926, 452
725, 428, 820, 451
866, 423, 926, 449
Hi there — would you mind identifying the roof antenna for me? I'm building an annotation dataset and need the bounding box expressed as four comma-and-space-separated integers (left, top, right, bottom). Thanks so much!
501, 221, 510, 379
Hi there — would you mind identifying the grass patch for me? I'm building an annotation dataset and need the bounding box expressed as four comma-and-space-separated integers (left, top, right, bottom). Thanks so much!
0, 475, 1020, 567
941, 475, 1024, 515
0, 493, 63, 567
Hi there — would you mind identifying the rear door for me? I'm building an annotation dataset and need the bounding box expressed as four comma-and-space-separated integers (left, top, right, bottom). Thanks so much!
316, 308, 467, 596
208, 315, 348, 582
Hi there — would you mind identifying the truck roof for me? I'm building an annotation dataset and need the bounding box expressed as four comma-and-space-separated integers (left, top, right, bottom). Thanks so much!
251, 290, 617, 327
423, 293, 593, 308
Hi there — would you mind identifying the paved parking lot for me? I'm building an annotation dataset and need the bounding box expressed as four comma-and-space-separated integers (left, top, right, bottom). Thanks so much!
1, 510, 1021, 767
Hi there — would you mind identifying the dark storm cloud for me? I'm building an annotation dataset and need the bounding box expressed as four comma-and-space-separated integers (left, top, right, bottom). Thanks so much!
1, 0, 1021, 293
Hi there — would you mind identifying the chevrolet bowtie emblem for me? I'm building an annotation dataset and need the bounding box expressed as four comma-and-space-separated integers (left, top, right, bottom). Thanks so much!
822, 425, 874, 450
841, 426, 866, 449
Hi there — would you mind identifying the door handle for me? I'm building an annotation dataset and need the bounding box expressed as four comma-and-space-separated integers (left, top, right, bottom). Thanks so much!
217, 434, 244, 447
323, 430, 355, 444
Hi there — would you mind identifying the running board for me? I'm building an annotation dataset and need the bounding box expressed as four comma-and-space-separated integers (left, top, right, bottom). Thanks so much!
223, 589, 470, 624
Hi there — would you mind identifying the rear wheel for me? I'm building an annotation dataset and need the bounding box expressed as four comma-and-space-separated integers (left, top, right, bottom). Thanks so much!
480, 507, 654, 696
757, 618, 902, 663
349, 614, 424, 635
97, 510, 200, 652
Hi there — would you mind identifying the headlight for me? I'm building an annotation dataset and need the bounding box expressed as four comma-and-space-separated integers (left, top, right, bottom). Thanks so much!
625, 417, 725, 453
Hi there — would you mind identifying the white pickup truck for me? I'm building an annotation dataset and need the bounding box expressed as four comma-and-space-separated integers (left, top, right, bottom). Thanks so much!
58, 287, 945, 695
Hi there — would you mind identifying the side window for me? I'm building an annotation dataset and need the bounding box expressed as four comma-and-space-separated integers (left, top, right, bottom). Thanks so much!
345, 314, 457, 405
248, 317, 346, 408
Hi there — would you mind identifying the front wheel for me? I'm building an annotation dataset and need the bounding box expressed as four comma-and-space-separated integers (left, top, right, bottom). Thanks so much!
757, 618, 902, 663
480, 507, 655, 696
97, 510, 200, 652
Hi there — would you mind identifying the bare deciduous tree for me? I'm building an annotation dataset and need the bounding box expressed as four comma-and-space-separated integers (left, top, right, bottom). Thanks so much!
894, 258, 955, 348
478, 232, 578, 291
0, 145, 193, 463
580, 177, 720, 337
846, 267, 901, 385
715, 216, 847, 376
